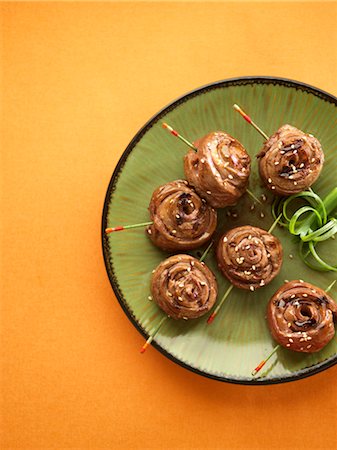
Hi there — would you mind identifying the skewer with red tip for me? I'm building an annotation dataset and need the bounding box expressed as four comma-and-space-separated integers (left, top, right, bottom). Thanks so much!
251, 280, 336, 377
207, 214, 282, 325
233, 104, 269, 141
105, 221, 153, 234
162, 122, 261, 205
140, 242, 214, 353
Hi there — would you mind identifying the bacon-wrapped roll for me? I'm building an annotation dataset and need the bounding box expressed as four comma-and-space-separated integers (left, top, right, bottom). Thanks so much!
147, 180, 217, 252
267, 280, 337, 352
257, 125, 324, 196
217, 226, 283, 291
151, 254, 218, 320
184, 132, 251, 208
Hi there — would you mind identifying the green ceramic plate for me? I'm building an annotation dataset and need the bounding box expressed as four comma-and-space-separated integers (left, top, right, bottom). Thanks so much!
102, 77, 337, 384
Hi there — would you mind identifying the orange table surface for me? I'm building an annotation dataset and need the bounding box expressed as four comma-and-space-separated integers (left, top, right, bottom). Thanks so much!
2, 2, 337, 449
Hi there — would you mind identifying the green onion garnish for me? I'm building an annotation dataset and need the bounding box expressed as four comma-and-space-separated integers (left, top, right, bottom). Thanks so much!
272, 187, 337, 272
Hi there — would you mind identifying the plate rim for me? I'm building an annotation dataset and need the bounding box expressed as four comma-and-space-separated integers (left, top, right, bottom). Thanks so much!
102, 76, 337, 385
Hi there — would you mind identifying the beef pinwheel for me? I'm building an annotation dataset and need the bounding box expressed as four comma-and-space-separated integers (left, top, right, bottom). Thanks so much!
267, 280, 337, 352
216, 226, 283, 291
151, 254, 218, 319
147, 180, 217, 252
184, 131, 251, 208
257, 125, 324, 196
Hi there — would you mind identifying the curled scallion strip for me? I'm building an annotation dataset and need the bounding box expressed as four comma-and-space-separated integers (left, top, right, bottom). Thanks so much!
272, 187, 337, 272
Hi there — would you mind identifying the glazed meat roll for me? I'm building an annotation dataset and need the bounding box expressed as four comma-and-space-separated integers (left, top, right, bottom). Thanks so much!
217, 226, 283, 291
184, 132, 251, 208
257, 125, 324, 196
151, 254, 218, 320
267, 280, 337, 352
147, 180, 217, 252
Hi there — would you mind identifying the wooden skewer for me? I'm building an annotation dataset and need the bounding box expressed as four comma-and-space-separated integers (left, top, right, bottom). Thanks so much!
140, 316, 168, 353
105, 221, 153, 234
141, 242, 214, 353
207, 217, 281, 326
233, 104, 269, 141
251, 279, 336, 376
268, 213, 282, 234
207, 285, 234, 324
162, 123, 197, 150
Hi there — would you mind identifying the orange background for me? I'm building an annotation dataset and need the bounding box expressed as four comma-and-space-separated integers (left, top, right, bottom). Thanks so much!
1, 2, 337, 449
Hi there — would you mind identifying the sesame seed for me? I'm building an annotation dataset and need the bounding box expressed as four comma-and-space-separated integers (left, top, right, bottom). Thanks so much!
235, 246, 239, 252
307, 336, 312, 340
260, 280, 265, 286
228, 174, 234, 180
284, 279, 289, 283
244, 271, 251, 275
271, 186, 276, 190
148, 296, 152, 301
170, 199, 174, 204
303, 293, 308, 297
200, 282, 206, 286
294, 181, 298, 185
227, 211, 231, 217
172, 230, 177, 234
261, 194, 267, 202
307, 344, 312, 349
300, 163, 304, 168
206, 190, 212, 195
152, 269, 155, 273
246, 245, 251, 250
293, 149, 298, 154
200, 158, 205, 163
260, 212, 265, 218
288, 323, 292, 328
286, 343, 291, 347
299, 279, 304, 283
291, 294, 295, 298
289, 338, 293, 343
250, 286, 255, 291
274, 161, 280, 165
250, 204, 255, 211
289, 254, 293, 259
223, 237, 228, 242
291, 144, 295, 149
178, 296, 183, 301
147, 229, 152, 234
176, 214, 180, 219
280, 150, 285, 155
232, 213, 238, 218
183, 316, 188, 320
268, 178, 272, 183
289, 175, 294, 179
252, 265, 256, 271
187, 267, 191, 272
248, 235, 252, 239
309, 134, 314, 138
191, 261, 195, 266
311, 158, 315, 163
179, 283, 184, 288
267, 253, 271, 258
300, 347, 304, 351
168, 292, 173, 297
300, 338, 304, 342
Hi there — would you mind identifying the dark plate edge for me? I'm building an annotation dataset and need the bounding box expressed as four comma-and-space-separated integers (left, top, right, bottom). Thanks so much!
101, 75, 337, 385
